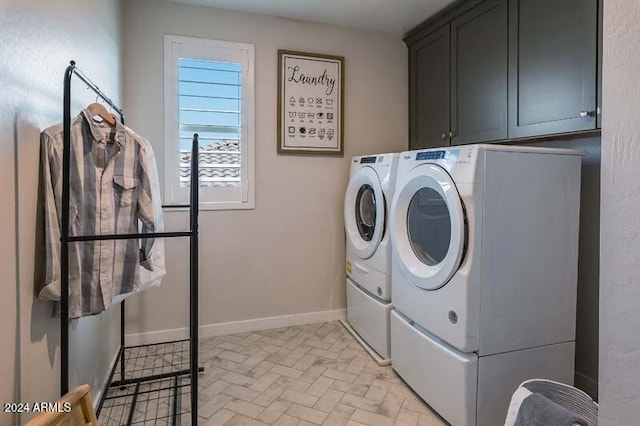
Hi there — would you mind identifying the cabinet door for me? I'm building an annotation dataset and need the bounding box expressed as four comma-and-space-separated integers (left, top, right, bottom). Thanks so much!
508, 0, 597, 138
597, 0, 602, 129
450, 0, 507, 145
410, 25, 450, 150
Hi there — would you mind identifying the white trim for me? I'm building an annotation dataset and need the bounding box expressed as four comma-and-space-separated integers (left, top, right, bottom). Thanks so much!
338, 319, 391, 366
163, 34, 255, 210
125, 309, 347, 346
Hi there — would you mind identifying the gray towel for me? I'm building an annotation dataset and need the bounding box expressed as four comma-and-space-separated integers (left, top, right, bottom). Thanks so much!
515, 393, 587, 426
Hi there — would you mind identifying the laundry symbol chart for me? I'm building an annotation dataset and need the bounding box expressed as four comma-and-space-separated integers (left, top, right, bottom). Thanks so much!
282, 85, 339, 147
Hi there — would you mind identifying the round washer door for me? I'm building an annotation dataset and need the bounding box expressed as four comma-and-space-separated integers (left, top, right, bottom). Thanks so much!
391, 163, 465, 290
344, 167, 385, 259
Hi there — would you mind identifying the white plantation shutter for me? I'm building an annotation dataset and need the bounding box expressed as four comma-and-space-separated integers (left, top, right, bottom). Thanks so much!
164, 36, 255, 210
179, 59, 242, 188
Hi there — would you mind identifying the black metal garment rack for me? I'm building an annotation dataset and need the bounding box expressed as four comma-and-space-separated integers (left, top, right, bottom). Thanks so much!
60, 60, 200, 424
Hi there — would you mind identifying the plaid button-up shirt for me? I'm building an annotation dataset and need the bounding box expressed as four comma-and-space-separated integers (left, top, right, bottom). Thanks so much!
39, 109, 166, 318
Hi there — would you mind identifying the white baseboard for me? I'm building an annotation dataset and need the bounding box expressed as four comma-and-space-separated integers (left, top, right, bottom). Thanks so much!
574, 370, 598, 400
125, 309, 347, 346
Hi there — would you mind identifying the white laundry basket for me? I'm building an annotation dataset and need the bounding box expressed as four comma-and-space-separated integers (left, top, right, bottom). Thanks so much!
505, 379, 598, 426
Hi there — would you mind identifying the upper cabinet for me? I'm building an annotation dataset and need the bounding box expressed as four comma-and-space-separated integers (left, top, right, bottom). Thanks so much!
451, 0, 507, 145
508, 0, 598, 138
405, 0, 601, 149
409, 0, 507, 149
597, 0, 603, 129
410, 26, 450, 150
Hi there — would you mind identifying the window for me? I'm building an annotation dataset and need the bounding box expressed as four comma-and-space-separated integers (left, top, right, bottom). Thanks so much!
164, 35, 255, 209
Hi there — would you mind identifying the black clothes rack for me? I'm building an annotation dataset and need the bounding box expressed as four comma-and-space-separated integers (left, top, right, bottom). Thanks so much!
60, 60, 200, 424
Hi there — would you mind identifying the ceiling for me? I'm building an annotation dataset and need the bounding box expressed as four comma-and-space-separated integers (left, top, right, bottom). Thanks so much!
169, 0, 456, 35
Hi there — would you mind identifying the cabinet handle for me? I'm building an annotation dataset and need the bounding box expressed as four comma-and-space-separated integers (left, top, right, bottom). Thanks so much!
449, 131, 456, 138
580, 110, 595, 118
441, 133, 447, 140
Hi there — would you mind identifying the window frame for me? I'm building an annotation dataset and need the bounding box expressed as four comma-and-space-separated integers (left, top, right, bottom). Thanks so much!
164, 34, 255, 210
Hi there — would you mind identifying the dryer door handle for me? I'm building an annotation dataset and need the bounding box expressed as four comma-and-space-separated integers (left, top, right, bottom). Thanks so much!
353, 263, 369, 274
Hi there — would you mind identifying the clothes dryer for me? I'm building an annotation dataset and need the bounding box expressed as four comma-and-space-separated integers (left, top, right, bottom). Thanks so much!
390, 145, 583, 425
344, 153, 398, 359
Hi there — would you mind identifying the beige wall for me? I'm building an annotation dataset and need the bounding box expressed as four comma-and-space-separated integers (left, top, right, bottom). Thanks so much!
600, 0, 640, 422
121, 0, 408, 335
0, 0, 122, 423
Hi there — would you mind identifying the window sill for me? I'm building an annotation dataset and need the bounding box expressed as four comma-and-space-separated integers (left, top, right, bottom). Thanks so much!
163, 200, 255, 212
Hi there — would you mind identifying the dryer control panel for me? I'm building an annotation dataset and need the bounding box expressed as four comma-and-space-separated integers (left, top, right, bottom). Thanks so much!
359, 156, 377, 164
415, 150, 446, 160
399, 146, 480, 184
414, 149, 461, 163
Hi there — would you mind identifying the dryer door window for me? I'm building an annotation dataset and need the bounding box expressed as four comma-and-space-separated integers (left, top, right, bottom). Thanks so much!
390, 163, 466, 291
356, 184, 377, 241
407, 187, 451, 266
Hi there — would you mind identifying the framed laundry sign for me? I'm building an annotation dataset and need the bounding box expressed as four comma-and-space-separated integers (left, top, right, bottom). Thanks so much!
277, 50, 344, 155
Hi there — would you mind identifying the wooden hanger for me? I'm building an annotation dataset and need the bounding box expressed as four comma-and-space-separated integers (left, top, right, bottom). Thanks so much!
87, 102, 117, 127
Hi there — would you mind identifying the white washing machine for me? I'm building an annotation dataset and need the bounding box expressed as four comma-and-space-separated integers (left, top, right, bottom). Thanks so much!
344, 153, 399, 359
389, 145, 583, 426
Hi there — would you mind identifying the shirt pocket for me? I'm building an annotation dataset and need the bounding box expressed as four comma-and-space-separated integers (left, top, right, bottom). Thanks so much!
113, 175, 138, 208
